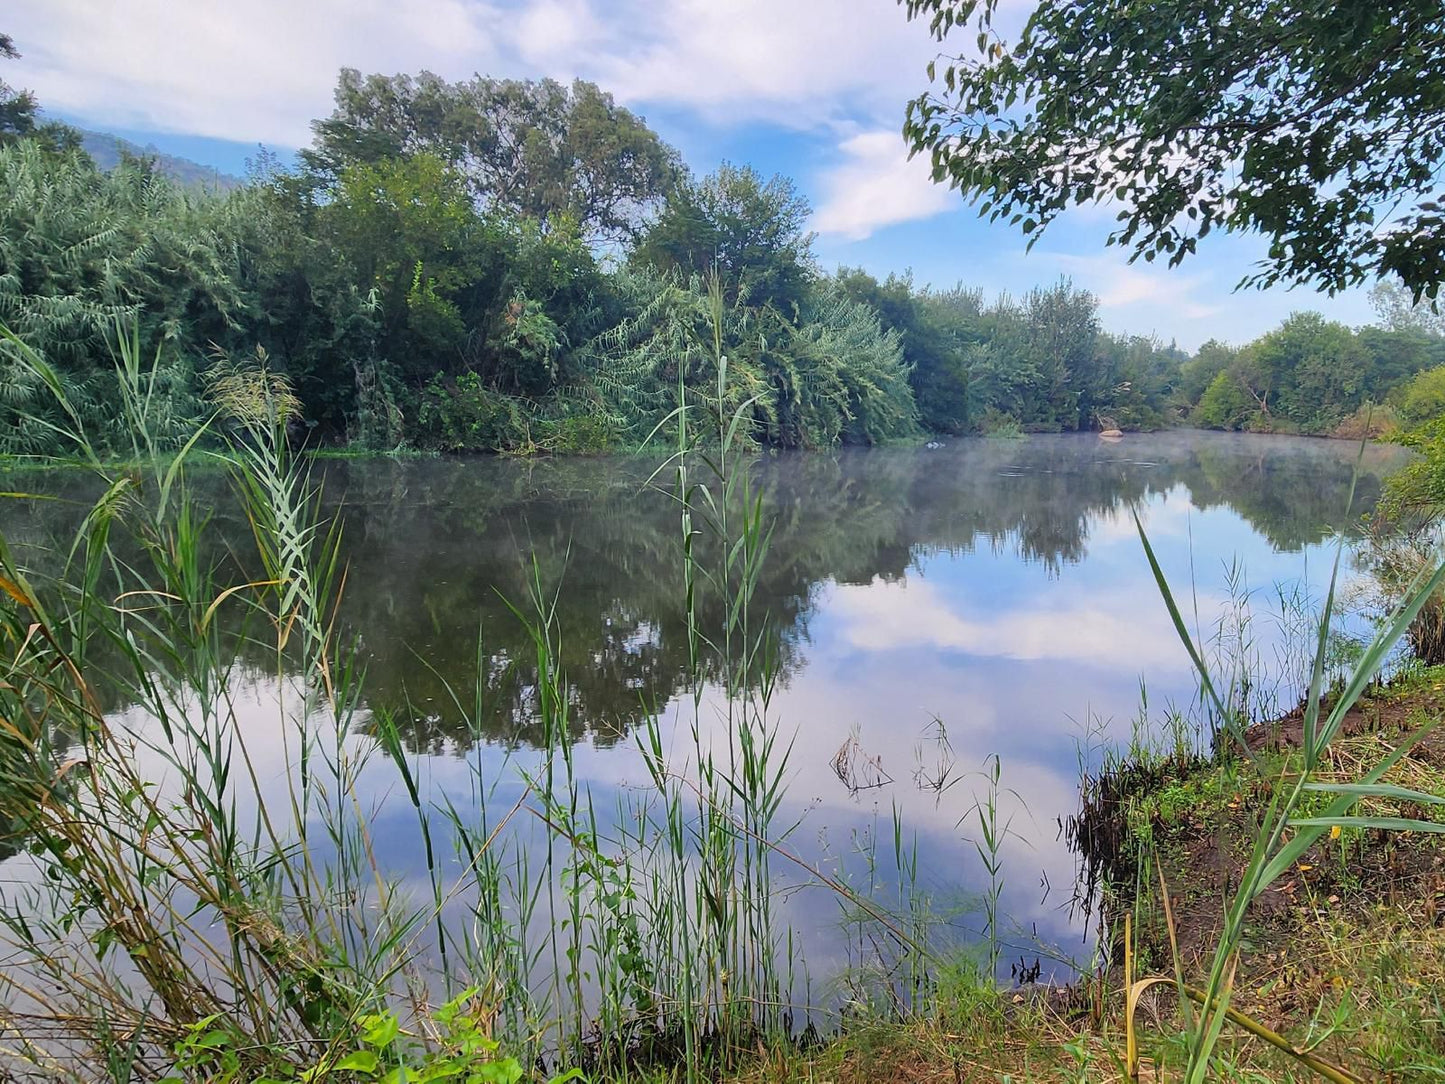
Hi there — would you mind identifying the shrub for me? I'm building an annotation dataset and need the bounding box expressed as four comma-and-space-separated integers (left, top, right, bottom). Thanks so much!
416, 371, 532, 451
977, 407, 1023, 438
1330, 402, 1401, 441
1192, 370, 1254, 430
1393, 365, 1445, 424
538, 410, 617, 455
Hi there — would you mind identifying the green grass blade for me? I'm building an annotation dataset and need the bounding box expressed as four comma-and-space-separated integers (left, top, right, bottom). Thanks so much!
1300, 782, 1445, 806
1134, 510, 1250, 758
1290, 816, 1445, 833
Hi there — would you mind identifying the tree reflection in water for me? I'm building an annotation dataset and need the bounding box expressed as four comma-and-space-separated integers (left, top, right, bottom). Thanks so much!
0, 431, 1406, 759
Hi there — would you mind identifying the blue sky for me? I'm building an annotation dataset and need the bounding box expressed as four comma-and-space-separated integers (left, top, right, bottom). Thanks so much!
5, 0, 1379, 350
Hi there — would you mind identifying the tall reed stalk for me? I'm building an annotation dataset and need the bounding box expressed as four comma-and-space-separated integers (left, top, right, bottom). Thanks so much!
0, 303, 989, 1084
1132, 465, 1445, 1081
0, 326, 433, 1080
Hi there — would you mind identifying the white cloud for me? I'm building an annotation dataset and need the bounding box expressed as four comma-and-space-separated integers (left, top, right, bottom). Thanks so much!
6, 0, 505, 147
1042, 251, 1224, 322
812, 130, 954, 240
4, 0, 942, 147
829, 577, 1193, 670
592, 0, 938, 128
513, 0, 610, 71
1087, 486, 1196, 546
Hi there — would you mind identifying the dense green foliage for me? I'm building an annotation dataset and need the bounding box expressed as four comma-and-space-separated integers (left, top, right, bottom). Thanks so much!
304, 69, 680, 246
1, 61, 1443, 458
1187, 313, 1445, 435
901, 0, 1445, 299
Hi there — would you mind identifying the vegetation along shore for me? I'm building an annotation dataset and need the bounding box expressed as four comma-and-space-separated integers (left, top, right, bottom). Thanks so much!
4, 0, 1445, 1081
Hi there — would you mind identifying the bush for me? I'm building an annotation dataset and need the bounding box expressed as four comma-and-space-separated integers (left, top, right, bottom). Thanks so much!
538, 409, 618, 455
1110, 403, 1169, 432
1192, 370, 1254, 430
977, 407, 1023, 438
1330, 402, 1401, 441
416, 371, 532, 451
1393, 365, 1445, 424
1244, 411, 1298, 435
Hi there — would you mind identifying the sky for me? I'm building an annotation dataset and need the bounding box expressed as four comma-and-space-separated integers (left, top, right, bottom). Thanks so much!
4, 0, 1380, 351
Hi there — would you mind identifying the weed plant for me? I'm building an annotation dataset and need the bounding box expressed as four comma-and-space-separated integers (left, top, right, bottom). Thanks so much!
1123, 458, 1445, 1082
0, 293, 930, 1082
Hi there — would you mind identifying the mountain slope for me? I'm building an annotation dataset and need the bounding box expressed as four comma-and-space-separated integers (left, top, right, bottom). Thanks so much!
77, 128, 242, 190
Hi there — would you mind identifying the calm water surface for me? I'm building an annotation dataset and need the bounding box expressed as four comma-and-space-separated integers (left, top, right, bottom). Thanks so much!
0, 431, 1412, 987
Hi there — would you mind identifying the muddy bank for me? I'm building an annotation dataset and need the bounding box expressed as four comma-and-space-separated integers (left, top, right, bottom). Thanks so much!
1059, 668, 1445, 1074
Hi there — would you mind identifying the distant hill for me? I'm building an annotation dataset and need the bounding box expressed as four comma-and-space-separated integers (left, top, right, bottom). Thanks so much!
76, 128, 242, 191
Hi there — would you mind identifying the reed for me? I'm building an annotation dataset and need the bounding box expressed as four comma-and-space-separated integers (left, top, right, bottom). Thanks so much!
7, 306, 1436, 1084
1127, 449, 1445, 1082
0, 294, 891, 1082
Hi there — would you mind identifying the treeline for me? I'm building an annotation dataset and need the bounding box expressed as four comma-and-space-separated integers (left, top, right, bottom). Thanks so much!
2, 59, 1444, 456
1181, 303, 1445, 438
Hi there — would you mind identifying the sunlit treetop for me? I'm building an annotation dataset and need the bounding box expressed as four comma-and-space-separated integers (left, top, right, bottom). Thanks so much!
900, 0, 1445, 300
1, 31, 38, 138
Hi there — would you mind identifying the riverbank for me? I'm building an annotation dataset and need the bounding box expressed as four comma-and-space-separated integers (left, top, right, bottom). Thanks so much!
0, 427, 1433, 1083
704, 666, 1445, 1083
0, 423, 1415, 480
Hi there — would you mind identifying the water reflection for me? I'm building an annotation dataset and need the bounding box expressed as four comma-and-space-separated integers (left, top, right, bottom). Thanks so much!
0, 432, 1411, 977
316, 432, 1400, 750
0, 433, 1405, 751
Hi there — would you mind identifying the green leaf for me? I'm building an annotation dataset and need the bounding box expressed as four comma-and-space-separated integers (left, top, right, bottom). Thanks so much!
361, 1011, 401, 1049
336, 1050, 381, 1073
477, 1058, 524, 1084
1290, 816, 1445, 833
1132, 511, 1250, 759
1300, 782, 1445, 806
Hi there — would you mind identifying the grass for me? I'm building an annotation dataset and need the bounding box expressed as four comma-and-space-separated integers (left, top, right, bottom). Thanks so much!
2, 309, 1444, 1083
698, 670, 1445, 1083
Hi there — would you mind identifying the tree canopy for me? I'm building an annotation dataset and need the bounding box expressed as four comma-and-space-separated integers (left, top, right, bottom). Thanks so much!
1, 32, 38, 141
305, 69, 681, 244
1372, 278, 1445, 336
900, 0, 1445, 299
631, 163, 816, 313
1, 56, 1442, 460
1, 33, 79, 155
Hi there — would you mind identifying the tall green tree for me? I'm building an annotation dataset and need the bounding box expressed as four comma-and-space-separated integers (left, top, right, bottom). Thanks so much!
1253, 312, 1367, 428
1357, 326, 1444, 401
1178, 340, 1238, 405
228, 169, 387, 443
633, 164, 816, 313
834, 268, 980, 433
1094, 332, 1184, 430
1371, 279, 1445, 336
0, 32, 79, 154
0, 32, 36, 140
901, 0, 1445, 298
324, 152, 480, 385
306, 70, 680, 244
1188, 313, 1377, 432
1021, 280, 1100, 430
